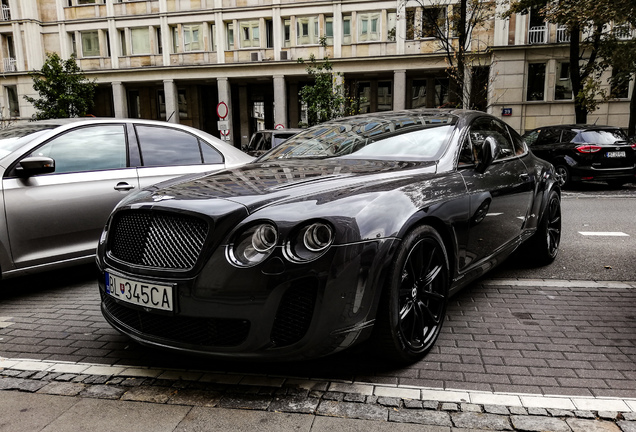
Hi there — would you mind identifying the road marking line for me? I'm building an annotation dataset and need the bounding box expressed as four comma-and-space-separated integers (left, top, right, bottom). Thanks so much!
579, 231, 629, 236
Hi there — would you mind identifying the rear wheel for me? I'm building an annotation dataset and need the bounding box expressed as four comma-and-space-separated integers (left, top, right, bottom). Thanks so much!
525, 190, 561, 266
374, 225, 449, 364
554, 165, 570, 188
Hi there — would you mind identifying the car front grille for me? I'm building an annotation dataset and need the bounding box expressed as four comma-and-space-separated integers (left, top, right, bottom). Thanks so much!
101, 293, 250, 347
270, 280, 318, 347
108, 210, 209, 270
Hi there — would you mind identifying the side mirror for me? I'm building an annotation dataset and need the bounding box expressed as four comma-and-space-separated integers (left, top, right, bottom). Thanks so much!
475, 137, 501, 174
15, 157, 55, 177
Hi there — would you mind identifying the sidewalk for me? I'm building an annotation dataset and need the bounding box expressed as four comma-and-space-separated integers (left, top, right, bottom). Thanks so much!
1, 358, 635, 432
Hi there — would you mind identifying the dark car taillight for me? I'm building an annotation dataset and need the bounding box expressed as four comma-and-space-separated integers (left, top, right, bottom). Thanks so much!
575, 145, 602, 153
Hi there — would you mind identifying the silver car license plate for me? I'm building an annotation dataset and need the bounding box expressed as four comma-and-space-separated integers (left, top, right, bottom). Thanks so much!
105, 271, 174, 311
606, 151, 626, 158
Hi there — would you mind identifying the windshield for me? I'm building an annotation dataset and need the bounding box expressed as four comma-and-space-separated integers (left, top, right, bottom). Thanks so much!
259, 114, 456, 162
576, 129, 627, 145
0, 124, 58, 159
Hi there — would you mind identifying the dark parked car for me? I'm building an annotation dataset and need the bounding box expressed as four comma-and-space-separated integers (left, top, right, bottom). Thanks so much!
97, 109, 561, 364
243, 129, 302, 156
0, 118, 253, 279
522, 125, 636, 187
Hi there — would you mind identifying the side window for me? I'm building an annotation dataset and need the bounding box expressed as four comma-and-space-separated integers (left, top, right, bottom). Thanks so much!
466, 117, 516, 163
200, 141, 223, 164
537, 128, 562, 145
136, 125, 203, 166
561, 130, 577, 143
522, 130, 540, 147
30, 125, 127, 174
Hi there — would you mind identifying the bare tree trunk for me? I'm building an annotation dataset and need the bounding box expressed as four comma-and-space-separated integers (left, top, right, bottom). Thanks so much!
629, 80, 636, 136
569, 25, 587, 124
456, 0, 467, 107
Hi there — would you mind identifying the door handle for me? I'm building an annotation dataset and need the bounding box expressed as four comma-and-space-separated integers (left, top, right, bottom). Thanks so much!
114, 182, 135, 191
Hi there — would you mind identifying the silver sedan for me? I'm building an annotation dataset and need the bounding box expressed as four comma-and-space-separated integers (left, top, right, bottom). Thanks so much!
0, 118, 253, 279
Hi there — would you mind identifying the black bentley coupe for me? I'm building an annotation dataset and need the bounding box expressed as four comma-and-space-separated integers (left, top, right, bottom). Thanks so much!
96, 109, 561, 364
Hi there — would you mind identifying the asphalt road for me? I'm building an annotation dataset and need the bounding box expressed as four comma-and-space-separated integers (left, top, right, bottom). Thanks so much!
492, 182, 636, 281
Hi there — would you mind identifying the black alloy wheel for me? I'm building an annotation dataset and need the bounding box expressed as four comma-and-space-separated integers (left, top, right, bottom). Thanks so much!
375, 225, 449, 364
525, 189, 561, 265
554, 165, 570, 188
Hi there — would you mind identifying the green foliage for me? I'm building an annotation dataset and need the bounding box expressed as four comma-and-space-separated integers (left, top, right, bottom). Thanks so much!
24, 53, 96, 120
298, 54, 361, 127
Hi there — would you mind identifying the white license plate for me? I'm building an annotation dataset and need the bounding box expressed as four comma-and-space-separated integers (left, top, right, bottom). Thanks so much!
606, 151, 626, 158
105, 271, 174, 311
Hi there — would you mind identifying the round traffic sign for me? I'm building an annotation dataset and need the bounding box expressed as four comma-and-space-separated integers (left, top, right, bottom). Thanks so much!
216, 102, 228, 119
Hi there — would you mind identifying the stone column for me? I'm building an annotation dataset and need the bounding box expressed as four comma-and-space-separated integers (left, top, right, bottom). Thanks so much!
163, 79, 179, 123
217, 77, 234, 146
112, 82, 128, 118
394, 69, 406, 110
273, 75, 287, 128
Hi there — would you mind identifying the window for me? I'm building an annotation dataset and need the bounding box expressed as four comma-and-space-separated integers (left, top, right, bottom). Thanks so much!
283, 19, 291, 47
555, 62, 572, 100
466, 118, 516, 163
156, 27, 163, 54
434, 78, 449, 107
422, 7, 445, 38
239, 20, 260, 48
536, 128, 562, 146
183, 24, 202, 51
378, 81, 392, 111
411, 79, 427, 108
210, 23, 216, 51
5, 85, 19, 117
81, 31, 100, 57
131, 27, 150, 54
136, 125, 223, 166
387, 11, 397, 41
296, 16, 319, 45
119, 30, 127, 56
157, 89, 188, 120
171, 26, 179, 53
128, 90, 140, 118
527, 63, 546, 101
227, 23, 234, 50
29, 125, 127, 174
325, 16, 333, 45
611, 68, 629, 98
343, 15, 352, 44
358, 13, 381, 42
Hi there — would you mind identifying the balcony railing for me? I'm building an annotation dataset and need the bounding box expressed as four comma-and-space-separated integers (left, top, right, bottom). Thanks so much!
3, 57, 16, 72
528, 26, 547, 44
556, 25, 570, 43
1, 5, 10, 21
614, 24, 634, 40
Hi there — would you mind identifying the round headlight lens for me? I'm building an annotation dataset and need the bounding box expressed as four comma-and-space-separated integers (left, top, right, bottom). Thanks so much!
286, 221, 334, 262
229, 223, 278, 267
304, 223, 333, 252
253, 224, 277, 253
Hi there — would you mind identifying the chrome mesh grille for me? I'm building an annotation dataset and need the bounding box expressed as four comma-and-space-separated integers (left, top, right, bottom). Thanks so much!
109, 211, 209, 270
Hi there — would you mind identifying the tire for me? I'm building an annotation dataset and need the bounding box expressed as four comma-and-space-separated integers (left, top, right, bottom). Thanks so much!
374, 225, 450, 365
554, 165, 570, 188
525, 189, 561, 266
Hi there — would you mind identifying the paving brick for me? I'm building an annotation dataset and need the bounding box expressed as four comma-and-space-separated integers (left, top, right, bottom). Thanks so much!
567, 418, 622, 432
317, 400, 388, 422
389, 409, 452, 426
451, 412, 512, 430
511, 415, 571, 432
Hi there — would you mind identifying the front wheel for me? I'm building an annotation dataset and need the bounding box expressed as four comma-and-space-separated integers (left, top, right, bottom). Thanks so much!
374, 225, 450, 364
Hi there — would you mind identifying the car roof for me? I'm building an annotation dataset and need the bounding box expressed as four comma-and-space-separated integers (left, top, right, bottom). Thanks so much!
534, 124, 622, 132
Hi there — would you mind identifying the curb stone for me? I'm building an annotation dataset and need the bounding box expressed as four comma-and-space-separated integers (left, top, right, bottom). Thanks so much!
1, 370, 636, 431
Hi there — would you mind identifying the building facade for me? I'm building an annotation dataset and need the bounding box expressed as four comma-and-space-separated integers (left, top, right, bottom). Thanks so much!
0, 0, 633, 147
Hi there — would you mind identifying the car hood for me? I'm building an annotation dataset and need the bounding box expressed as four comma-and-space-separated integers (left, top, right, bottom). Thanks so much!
133, 158, 438, 214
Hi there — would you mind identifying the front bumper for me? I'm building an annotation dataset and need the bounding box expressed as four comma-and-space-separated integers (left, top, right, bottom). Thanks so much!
97, 238, 396, 361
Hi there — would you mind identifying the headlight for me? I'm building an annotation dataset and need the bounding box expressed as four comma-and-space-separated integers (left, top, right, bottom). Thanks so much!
228, 223, 278, 267
286, 222, 334, 262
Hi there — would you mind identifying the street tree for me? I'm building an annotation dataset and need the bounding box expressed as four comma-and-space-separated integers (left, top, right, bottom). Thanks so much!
24, 53, 96, 120
298, 41, 361, 127
399, 0, 496, 109
503, 0, 618, 124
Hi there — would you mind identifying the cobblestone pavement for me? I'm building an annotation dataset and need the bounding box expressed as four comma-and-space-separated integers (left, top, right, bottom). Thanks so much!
1, 266, 635, 431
